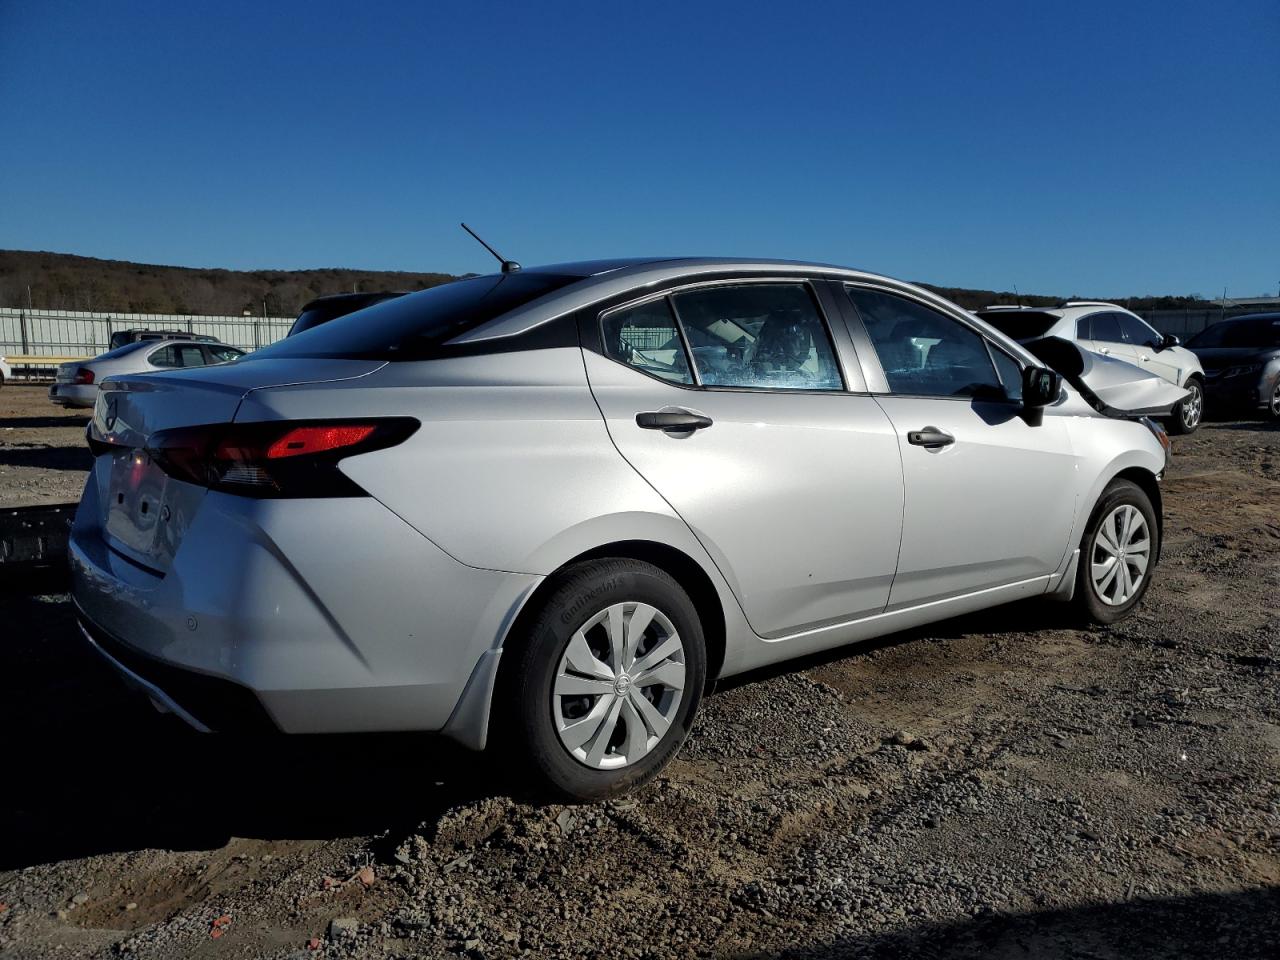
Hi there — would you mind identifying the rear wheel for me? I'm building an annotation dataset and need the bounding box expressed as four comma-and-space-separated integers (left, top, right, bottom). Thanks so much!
1074, 479, 1159, 624
500, 558, 706, 801
1167, 378, 1202, 434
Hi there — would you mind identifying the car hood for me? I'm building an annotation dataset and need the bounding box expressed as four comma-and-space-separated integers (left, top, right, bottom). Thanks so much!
1025, 337, 1190, 418
1189, 347, 1280, 371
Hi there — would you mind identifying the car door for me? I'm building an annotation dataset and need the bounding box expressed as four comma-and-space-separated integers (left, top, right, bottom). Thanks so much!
582, 278, 905, 639
840, 284, 1078, 609
1117, 313, 1180, 384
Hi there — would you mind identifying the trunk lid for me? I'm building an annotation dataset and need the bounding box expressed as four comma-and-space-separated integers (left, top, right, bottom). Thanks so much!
88, 357, 384, 574
1025, 337, 1189, 418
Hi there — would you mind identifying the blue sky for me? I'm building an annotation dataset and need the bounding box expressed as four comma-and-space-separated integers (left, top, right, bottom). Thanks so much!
1, 0, 1276, 297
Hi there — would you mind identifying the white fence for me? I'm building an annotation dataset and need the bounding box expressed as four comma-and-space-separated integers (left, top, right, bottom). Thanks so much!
0, 308, 294, 359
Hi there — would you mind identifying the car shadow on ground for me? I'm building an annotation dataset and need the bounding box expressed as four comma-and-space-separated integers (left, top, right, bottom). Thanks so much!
735, 886, 1280, 959
0, 445, 94, 471
1, 572, 1089, 869
0, 580, 511, 870
716, 595, 1083, 694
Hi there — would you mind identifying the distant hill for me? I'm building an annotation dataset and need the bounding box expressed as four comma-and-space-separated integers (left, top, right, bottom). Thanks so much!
0, 249, 1215, 317
0, 250, 459, 317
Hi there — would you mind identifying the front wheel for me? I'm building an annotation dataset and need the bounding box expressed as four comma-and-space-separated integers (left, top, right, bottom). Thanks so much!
1267, 379, 1280, 421
1074, 479, 1159, 624
1167, 378, 1203, 434
500, 558, 706, 801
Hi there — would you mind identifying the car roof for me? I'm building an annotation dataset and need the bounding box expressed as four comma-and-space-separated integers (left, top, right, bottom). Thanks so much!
449, 257, 1041, 370
1216, 312, 1280, 324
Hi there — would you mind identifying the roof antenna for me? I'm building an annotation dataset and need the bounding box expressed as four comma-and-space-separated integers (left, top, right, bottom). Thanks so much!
460, 222, 521, 273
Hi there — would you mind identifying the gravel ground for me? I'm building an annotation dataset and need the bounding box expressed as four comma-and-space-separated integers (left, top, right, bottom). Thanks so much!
1, 383, 1277, 959
0, 384, 92, 507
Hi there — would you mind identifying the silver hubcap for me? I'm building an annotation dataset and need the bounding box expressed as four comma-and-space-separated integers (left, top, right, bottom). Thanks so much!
1271, 383, 1280, 416
1181, 382, 1202, 428
552, 601, 686, 770
1091, 504, 1151, 606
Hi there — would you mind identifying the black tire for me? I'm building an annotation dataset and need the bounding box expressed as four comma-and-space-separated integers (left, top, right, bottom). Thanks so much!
1266, 379, 1280, 421
499, 558, 706, 801
1074, 479, 1159, 624
1166, 377, 1202, 435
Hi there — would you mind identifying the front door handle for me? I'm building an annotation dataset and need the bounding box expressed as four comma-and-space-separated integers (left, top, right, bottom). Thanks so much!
636, 410, 713, 433
1098, 347, 1111, 355
907, 426, 955, 448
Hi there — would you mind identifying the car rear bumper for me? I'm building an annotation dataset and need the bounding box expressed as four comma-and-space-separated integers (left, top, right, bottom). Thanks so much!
49, 383, 96, 407
69, 464, 541, 739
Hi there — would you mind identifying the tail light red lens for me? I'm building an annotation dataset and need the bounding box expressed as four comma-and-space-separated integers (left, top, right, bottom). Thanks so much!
73, 367, 95, 385
143, 418, 417, 498
265, 425, 377, 459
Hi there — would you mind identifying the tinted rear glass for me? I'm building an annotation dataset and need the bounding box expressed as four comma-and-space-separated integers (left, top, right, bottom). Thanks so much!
256, 274, 579, 360
976, 310, 1061, 339
96, 341, 153, 360
1187, 317, 1280, 348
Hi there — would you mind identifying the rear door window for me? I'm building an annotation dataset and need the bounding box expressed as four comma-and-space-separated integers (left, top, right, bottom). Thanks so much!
1088, 312, 1124, 343
670, 283, 843, 391
176, 345, 206, 367
149, 346, 178, 368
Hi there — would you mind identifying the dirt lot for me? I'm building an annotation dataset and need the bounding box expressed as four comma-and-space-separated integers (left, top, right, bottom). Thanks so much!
0, 382, 1276, 959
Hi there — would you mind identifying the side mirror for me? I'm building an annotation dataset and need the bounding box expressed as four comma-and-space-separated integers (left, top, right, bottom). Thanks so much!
1159, 333, 1180, 350
1022, 365, 1061, 408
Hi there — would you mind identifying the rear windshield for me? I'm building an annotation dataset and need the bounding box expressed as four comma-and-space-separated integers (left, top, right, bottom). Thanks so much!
255, 273, 579, 360
95, 341, 153, 360
976, 310, 1062, 340
1187, 317, 1280, 349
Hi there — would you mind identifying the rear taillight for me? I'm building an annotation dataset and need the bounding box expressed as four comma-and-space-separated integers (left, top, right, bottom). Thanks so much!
145, 418, 418, 498
73, 367, 95, 385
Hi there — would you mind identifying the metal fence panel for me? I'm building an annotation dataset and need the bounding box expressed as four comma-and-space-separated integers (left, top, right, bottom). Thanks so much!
0, 308, 293, 359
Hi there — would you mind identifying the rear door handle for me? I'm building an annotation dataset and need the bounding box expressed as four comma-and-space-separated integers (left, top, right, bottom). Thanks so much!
636, 410, 713, 433
907, 426, 954, 448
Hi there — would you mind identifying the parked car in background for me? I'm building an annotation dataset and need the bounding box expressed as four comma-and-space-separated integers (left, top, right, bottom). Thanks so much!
108, 329, 222, 351
977, 302, 1205, 434
288, 291, 407, 336
50, 340, 245, 408
1186, 313, 1280, 420
72, 257, 1180, 801
0, 353, 11, 388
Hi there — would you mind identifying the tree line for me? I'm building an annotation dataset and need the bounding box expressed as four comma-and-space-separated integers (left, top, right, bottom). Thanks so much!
1, 249, 1224, 317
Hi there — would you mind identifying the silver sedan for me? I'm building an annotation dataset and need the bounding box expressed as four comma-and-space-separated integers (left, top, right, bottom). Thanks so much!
49, 340, 245, 408
70, 258, 1178, 800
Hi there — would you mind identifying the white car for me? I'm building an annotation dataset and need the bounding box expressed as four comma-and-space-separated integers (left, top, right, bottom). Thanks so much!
49, 340, 245, 408
0, 353, 11, 388
977, 302, 1205, 434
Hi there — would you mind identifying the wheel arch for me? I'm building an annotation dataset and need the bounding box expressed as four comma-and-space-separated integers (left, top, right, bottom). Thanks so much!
1101, 466, 1164, 562
499, 539, 728, 687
